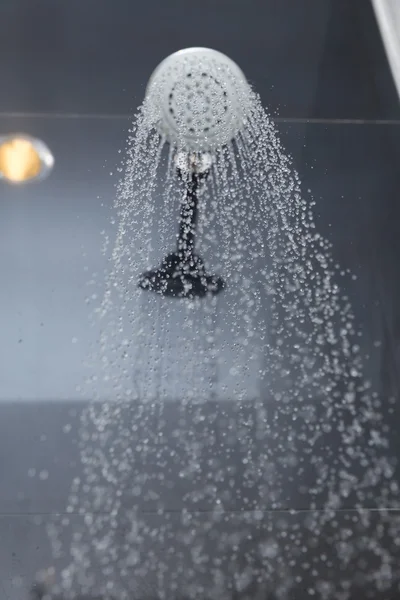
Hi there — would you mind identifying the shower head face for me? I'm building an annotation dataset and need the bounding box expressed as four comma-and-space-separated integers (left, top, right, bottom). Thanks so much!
145, 47, 251, 152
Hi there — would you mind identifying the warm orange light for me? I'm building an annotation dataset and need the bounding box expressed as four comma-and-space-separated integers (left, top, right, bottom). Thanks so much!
0, 135, 54, 184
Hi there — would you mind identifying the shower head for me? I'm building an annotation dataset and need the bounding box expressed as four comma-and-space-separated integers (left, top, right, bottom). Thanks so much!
145, 47, 251, 153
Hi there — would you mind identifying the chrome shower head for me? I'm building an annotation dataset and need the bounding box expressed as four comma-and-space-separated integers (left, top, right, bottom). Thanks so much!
145, 47, 251, 153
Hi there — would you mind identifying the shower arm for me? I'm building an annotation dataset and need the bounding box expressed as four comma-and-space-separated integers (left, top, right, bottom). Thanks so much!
138, 158, 223, 298
176, 168, 208, 262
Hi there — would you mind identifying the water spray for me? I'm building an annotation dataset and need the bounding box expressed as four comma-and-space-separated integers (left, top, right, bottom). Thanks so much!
138, 47, 251, 299
43, 43, 400, 600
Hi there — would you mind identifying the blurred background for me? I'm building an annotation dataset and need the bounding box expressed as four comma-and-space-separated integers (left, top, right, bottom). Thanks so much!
0, 1, 400, 598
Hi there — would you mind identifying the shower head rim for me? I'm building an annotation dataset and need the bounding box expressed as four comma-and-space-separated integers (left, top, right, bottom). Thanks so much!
145, 47, 251, 152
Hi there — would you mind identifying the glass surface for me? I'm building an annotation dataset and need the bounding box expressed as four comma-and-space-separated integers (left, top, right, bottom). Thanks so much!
0, 2, 399, 599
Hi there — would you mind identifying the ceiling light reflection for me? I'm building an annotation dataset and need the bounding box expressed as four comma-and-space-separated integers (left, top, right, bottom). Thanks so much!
0, 134, 54, 184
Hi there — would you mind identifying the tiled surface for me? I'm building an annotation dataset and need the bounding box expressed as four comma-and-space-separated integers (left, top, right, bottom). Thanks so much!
0, 0, 398, 120
1, 511, 400, 599
0, 117, 117, 401
309, 0, 400, 120
0, 401, 163, 515
0, 118, 399, 520
1, 1, 400, 596
0, 398, 398, 517
0, 115, 399, 595
0, 117, 399, 402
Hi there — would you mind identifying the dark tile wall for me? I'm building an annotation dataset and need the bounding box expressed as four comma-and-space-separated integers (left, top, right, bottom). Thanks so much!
0, 0, 398, 119
0, 1, 399, 598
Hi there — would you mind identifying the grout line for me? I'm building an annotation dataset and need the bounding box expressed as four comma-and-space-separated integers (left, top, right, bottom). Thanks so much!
0, 111, 400, 125
0, 507, 399, 517
274, 117, 400, 125
138, 507, 400, 515
0, 112, 132, 120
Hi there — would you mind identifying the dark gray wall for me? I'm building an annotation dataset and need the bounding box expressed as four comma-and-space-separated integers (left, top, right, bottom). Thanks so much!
0, 1, 400, 599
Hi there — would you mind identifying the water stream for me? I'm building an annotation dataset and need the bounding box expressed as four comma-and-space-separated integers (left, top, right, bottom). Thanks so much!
43, 63, 400, 600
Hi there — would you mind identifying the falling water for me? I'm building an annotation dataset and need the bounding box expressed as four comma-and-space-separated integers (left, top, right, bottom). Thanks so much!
43, 53, 400, 600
